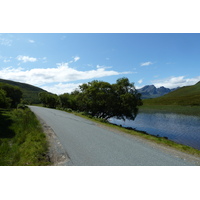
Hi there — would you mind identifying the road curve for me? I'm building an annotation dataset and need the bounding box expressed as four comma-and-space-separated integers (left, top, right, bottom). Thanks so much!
29, 106, 194, 166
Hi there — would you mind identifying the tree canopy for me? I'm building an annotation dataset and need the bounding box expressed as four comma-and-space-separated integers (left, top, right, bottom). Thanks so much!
58, 78, 142, 121
39, 92, 59, 108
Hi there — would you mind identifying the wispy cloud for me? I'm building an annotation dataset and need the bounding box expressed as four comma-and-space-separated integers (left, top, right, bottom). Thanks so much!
140, 61, 153, 66
0, 37, 12, 46
0, 62, 131, 88
0, 56, 12, 63
73, 56, 80, 62
96, 65, 112, 69
17, 55, 37, 63
138, 79, 143, 84
152, 76, 200, 88
3, 59, 11, 63
28, 39, 35, 43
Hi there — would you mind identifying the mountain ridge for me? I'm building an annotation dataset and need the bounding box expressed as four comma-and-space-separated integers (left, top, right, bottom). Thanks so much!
137, 85, 178, 99
143, 81, 200, 106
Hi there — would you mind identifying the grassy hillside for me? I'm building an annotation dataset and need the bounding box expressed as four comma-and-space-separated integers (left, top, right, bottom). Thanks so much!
0, 79, 47, 104
143, 81, 200, 106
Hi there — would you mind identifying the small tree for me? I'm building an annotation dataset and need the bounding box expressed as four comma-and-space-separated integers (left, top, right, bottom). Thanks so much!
59, 93, 71, 108
0, 83, 22, 108
39, 92, 59, 108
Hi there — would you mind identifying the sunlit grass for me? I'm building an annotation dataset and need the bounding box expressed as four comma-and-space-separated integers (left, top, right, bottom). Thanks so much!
0, 108, 50, 166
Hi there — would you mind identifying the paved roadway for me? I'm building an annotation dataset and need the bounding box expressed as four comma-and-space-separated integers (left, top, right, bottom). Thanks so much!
29, 106, 194, 166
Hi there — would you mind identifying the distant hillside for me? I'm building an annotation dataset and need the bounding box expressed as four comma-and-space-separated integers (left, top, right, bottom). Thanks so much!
0, 79, 47, 104
143, 82, 200, 106
137, 85, 177, 99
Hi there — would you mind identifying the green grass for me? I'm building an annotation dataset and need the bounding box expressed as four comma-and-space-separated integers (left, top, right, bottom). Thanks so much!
139, 105, 200, 117
0, 108, 50, 166
63, 109, 200, 157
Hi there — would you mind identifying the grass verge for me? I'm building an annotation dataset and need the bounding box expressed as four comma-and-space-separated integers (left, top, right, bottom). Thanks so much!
63, 109, 200, 157
0, 108, 50, 166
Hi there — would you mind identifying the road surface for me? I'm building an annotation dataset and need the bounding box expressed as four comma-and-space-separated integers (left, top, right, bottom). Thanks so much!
29, 106, 195, 166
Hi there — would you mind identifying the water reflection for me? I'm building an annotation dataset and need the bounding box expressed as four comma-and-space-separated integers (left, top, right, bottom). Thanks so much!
109, 113, 200, 150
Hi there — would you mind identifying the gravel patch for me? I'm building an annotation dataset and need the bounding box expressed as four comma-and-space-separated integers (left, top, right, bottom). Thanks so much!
36, 116, 71, 166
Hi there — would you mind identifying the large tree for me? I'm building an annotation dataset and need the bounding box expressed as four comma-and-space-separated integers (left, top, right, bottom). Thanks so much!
75, 78, 142, 121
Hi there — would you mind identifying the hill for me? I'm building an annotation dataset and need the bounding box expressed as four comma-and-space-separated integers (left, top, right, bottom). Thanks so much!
0, 79, 47, 104
137, 85, 177, 99
143, 81, 200, 106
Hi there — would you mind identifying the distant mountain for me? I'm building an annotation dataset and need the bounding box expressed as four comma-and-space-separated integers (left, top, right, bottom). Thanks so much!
0, 79, 47, 104
143, 81, 200, 106
137, 85, 177, 99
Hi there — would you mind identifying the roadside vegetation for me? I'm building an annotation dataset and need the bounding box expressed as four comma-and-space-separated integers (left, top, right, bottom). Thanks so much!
0, 108, 50, 166
0, 83, 50, 166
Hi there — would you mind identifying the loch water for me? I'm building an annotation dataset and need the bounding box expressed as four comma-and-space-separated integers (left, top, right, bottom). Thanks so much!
109, 112, 200, 150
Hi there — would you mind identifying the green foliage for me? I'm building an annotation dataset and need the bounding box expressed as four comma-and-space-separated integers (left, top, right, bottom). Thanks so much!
0, 89, 11, 108
39, 92, 59, 108
0, 83, 23, 108
59, 93, 71, 108
0, 108, 50, 166
59, 78, 142, 121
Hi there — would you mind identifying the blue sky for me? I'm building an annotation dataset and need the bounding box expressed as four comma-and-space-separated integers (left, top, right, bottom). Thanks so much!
0, 33, 200, 94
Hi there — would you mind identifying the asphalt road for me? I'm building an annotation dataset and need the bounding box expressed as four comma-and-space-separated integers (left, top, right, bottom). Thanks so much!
29, 106, 195, 166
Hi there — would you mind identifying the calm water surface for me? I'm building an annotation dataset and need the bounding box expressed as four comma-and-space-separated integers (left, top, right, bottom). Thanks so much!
109, 113, 200, 150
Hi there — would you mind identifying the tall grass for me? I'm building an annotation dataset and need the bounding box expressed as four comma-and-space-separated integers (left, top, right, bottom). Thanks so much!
0, 108, 50, 166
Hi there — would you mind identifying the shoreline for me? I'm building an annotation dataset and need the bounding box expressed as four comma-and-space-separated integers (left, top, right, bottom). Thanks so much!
139, 105, 200, 117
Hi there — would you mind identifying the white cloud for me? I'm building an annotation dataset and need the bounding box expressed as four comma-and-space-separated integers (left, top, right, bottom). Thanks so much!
42, 83, 82, 95
152, 76, 200, 88
28, 39, 35, 43
17, 55, 37, 63
73, 56, 80, 62
138, 79, 143, 84
140, 61, 153, 66
0, 62, 131, 87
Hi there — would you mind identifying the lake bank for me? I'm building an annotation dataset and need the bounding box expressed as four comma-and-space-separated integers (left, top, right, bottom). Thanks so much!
109, 112, 200, 151
139, 105, 200, 117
